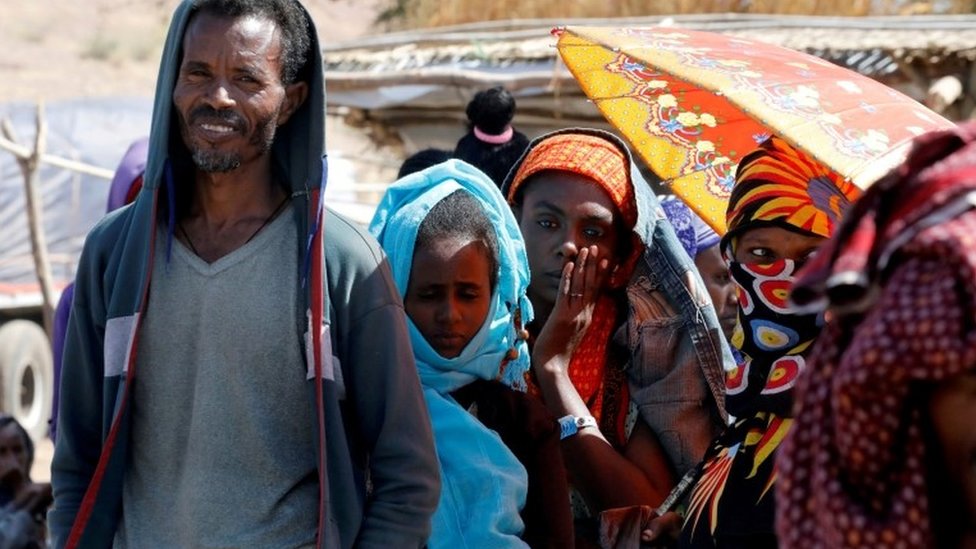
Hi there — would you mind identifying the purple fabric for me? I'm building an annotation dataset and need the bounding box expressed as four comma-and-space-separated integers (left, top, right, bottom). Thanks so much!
660, 195, 721, 259
51, 137, 148, 440
50, 285, 74, 442
106, 137, 149, 211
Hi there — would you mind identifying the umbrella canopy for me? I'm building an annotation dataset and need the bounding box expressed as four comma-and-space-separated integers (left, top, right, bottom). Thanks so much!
556, 26, 955, 233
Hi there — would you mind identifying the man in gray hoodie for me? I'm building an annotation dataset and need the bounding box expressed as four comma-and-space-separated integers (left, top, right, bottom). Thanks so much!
48, 1, 440, 547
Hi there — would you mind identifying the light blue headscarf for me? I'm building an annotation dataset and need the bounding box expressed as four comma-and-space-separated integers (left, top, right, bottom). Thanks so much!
369, 159, 533, 549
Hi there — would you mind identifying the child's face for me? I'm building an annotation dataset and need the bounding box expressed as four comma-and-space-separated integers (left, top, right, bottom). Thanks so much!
404, 236, 493, 359
515, 171, 624, 309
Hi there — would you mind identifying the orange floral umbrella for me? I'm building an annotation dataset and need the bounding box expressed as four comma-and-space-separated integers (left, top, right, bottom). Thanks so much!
556, 26, 955, 233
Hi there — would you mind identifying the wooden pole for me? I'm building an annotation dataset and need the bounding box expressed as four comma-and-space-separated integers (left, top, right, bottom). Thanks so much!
1, 103, 56, 339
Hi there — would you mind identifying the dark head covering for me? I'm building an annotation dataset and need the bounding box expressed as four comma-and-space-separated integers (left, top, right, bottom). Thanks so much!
454, 87, 529, 187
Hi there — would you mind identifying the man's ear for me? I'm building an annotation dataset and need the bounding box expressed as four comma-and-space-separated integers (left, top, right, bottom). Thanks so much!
277, 81, 309, 125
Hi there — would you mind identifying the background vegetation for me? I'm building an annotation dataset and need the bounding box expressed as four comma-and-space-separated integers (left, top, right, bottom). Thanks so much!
377, 0, 976, 28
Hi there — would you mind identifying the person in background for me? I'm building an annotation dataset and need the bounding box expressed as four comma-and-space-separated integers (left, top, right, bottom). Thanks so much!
659, 196, 737, 341
50, 137, 148, 443
455, 86, 530, 188
644, 136, 861, 548
0, 416, 51, 548
503, 128, 732, 545
778, 123, 976, 549
397, 148, 452, 179
49, 1, 439, 547
370, 159, 573, 548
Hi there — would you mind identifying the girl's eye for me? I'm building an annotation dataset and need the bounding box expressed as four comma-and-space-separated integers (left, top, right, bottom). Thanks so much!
536, 218, 556, 229
583, 227, 605, 239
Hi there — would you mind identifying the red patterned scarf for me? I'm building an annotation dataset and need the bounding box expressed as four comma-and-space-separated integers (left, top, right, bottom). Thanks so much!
778, 123, 976, 548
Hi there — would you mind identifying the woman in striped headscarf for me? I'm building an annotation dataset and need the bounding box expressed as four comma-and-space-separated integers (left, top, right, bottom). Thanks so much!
645, 136, 861, 548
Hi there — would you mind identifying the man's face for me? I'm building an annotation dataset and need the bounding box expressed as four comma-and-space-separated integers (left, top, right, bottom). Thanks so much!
172, 12, 306, 173
0, 423, 28, 491
515, 171, 624, 310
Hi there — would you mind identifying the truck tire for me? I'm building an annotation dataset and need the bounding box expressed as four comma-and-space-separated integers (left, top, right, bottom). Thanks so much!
0, 321, 54, 443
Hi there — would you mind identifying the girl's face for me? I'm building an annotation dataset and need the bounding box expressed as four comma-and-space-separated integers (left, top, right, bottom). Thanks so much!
733, 226, 825, 266
404, 236, 493, 359
516, 171, 625, 309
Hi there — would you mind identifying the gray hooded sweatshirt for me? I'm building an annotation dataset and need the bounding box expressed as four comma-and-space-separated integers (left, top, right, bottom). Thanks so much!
48, 2, 440, 547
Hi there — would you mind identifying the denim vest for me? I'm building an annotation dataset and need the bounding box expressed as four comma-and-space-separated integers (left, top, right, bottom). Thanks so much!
503, 128, 733, 477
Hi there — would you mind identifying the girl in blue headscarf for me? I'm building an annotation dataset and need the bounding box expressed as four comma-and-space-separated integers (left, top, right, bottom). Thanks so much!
369, 159, 572, 548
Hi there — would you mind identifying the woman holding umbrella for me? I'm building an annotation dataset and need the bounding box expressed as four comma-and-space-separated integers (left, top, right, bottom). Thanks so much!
645, 136, 861, 547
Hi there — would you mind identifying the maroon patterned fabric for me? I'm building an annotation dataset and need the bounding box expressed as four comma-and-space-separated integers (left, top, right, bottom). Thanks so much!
777, 122, 976, 548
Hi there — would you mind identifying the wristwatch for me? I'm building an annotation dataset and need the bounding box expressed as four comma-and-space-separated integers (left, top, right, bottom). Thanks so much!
558, 414, 598, 440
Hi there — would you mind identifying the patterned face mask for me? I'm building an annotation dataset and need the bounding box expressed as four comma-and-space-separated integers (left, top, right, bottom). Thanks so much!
724, 258, 822, 417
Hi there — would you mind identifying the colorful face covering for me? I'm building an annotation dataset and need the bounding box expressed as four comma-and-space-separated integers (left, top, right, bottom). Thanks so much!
682, 136, 858, 548
725, 257, 822, 418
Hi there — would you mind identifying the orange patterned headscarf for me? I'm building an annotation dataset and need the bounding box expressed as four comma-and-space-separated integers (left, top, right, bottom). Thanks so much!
507, 133, 638, 229
724, 136, 860, 245
509, 132, 641, 446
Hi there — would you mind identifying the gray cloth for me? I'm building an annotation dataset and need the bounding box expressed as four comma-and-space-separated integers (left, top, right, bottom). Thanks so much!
116, 207, 317, 548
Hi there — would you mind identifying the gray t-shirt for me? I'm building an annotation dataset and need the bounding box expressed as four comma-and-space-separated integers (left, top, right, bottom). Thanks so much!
116, 206, 317, 548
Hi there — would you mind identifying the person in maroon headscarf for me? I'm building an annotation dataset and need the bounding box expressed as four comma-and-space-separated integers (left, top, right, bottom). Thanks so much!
778, 122, 976, 549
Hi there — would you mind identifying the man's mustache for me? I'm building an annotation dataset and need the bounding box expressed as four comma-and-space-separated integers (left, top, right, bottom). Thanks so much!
188, 107, 246, 130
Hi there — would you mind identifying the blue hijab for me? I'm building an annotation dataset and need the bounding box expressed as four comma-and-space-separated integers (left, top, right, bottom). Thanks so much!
369, 159, 533, 548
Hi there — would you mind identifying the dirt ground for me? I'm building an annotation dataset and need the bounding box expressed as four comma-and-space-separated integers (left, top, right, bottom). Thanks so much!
5, 0, 390, 484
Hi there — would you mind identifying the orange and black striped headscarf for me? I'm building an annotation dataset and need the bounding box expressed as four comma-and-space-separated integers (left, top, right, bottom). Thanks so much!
723, 136, 860, 251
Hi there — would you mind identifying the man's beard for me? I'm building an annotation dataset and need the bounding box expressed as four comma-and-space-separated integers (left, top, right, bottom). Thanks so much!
191, 148, 242, 173
184, 107, 279, 173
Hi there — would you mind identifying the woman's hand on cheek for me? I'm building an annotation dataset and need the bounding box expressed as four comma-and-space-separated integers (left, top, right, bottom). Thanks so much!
532, 245, 613, 372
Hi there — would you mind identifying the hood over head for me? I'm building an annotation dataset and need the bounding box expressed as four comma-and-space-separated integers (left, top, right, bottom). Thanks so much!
141, 0, 326, 196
